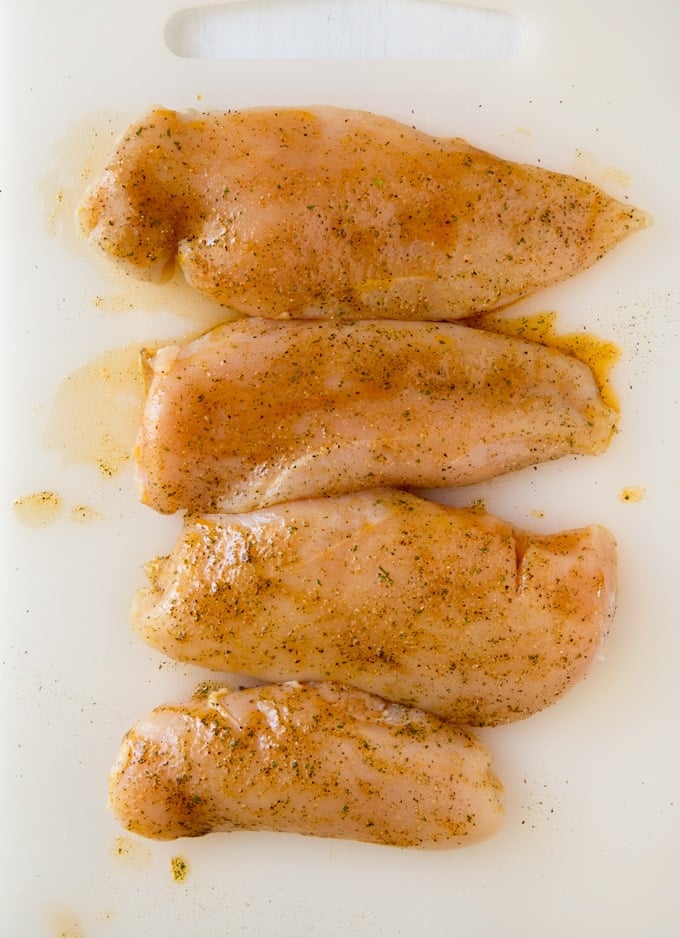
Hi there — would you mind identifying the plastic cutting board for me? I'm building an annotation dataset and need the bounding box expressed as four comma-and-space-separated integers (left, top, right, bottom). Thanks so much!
1, 1, 679, 935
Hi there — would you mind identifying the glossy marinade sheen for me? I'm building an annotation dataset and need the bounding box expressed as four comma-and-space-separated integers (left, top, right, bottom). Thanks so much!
109, 681, 504, 847
134, 318, 618, 515
133, 489, 617, 726
78, 106, 648, 321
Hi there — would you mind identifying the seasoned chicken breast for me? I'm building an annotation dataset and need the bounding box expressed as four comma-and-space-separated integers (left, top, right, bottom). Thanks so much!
78, 106, 648, 321
133, 489, 617, 726
109, 681, 503, 847
135, 318, 617, 515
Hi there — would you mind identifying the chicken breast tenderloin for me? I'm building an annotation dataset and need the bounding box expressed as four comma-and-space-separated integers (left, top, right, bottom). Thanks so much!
109, 681, 503, 847
78, 106, 648, 321
135, 318, 617, 515
133, 489, 617, 726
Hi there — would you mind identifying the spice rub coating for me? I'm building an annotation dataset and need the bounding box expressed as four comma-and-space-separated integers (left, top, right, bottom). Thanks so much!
109, 681, 503, 846
135, 318, 618, 515
78, 106, 648, 321
133, 489, 617, 726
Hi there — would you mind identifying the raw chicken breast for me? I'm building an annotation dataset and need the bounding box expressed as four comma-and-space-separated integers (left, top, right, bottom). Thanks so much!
135, 318, 617, 515
133, 489, 617, 726
78, 106, 648, 320
109, 681, 503, 847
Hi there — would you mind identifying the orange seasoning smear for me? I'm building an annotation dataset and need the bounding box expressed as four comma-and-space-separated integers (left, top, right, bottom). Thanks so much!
170, 856, 189, 882
468, 310, 621, 412
619, 486, 646, 503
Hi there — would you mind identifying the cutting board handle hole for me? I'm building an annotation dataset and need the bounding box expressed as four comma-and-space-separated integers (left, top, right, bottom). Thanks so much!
165, 0, 521, 60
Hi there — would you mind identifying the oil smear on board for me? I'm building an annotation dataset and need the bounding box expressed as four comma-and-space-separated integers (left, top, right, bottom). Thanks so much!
13, 491, 63, 527
44, 344, 148, 477
110, 834, 153, 869
69, 503, 106, 523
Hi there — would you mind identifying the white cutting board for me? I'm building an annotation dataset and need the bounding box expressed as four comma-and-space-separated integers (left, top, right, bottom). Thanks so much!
2, 1, 679, 936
